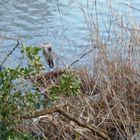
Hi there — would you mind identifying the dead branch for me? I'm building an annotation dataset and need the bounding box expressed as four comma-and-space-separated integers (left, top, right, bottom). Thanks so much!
21, 106, 110, 140
0, 40, 19, 69
67, 48, 95, 69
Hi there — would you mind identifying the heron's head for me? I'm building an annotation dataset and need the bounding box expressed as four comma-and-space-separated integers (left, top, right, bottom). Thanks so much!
40, 42, 51, 49
41, 43, 52, 53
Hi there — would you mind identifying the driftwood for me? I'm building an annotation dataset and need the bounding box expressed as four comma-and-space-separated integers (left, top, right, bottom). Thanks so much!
21, 105, 110, 140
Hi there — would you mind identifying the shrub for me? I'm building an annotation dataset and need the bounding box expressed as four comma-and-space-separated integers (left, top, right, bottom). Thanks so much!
49, 71, 80, 100
0, 45, 43, 139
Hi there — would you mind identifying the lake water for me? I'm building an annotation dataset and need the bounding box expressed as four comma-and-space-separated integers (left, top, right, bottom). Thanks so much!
0, 0, 140, 69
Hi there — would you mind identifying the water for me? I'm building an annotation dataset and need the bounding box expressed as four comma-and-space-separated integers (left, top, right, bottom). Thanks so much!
0, 0, 140, 69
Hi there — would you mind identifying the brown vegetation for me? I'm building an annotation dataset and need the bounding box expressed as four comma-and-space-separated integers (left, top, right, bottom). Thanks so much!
21, 63, 140, 139
11, 1, 140, 139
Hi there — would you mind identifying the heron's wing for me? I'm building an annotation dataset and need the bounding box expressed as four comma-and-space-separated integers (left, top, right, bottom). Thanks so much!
42, 48, 49, 61
47, 59, 54, 68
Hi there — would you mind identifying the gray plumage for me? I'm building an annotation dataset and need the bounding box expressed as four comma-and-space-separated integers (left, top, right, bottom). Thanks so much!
42, 43, 54, 68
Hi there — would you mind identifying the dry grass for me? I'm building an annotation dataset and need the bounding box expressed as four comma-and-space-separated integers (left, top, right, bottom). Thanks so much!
20, 64, 140, 140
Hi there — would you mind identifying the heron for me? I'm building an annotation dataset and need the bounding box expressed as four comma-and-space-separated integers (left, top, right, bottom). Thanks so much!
41, 43, 54, 68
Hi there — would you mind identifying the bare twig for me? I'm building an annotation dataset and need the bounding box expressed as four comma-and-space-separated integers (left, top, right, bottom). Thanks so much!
122, 2, 140, 11
0, 40, 19, 69
67, 48, 95, 69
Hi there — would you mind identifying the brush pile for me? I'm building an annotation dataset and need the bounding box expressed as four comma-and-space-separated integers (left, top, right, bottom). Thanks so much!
21, 63, 140, 140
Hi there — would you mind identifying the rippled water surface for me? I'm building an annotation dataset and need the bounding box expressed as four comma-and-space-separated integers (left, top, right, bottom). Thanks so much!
0, 0, 140, 68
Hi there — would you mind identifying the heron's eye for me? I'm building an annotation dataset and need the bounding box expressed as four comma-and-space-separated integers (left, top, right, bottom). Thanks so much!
48, 47, 52, 51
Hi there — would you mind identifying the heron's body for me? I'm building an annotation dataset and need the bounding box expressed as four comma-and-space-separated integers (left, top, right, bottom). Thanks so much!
42, 43, 54, 68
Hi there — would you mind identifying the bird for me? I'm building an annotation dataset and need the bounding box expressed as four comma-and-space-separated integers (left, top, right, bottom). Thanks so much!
41, 42, 54, 68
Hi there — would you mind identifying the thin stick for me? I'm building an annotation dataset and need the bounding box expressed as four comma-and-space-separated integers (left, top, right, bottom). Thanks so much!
0, 40, 19, 69
122, 2, 140, 11
67, 48, 95, 69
